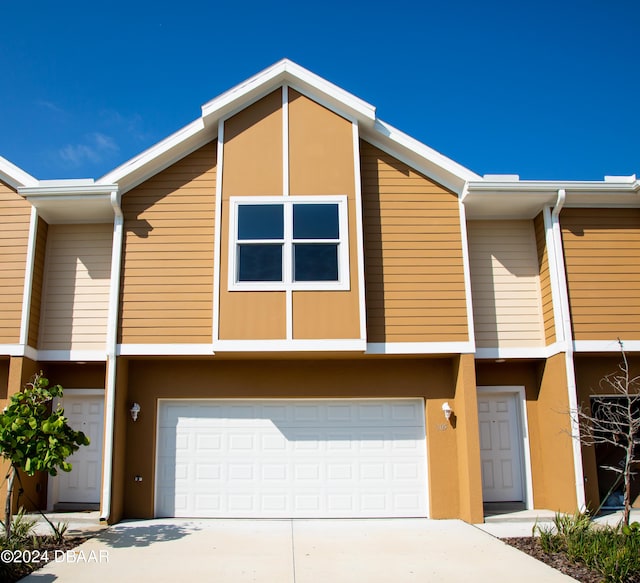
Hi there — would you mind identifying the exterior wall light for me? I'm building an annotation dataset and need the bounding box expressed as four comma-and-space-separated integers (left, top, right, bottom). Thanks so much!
130, 402, 141, 422
441, 402, 453, 420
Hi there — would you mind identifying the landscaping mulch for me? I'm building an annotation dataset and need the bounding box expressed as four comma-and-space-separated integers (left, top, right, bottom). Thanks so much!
1, 535, 90, 583
503, 536, 640, 583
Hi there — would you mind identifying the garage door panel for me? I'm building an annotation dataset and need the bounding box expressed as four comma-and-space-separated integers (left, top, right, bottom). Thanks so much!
156, 399, 427, 518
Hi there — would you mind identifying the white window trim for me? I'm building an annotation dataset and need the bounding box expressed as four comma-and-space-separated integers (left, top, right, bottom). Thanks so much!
228, 195, 350, 292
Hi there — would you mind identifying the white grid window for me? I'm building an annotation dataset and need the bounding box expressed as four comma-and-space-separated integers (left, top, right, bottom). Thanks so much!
228, 196, 350, 291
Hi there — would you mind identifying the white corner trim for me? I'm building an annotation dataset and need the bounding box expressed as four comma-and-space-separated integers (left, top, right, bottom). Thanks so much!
476, 386, 535, 510
549, 192, 586, 511
352, 122, 367, 344
213, 339, 366, 352
117, 344, 215, 356
19, 207, 38, 346
458, 190, 476, 352
212, 119, 224, 344
366, 342, 475, 355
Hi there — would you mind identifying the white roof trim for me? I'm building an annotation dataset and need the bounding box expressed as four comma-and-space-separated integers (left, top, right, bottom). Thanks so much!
0, 156, 38, 189
96, 59, 478, 195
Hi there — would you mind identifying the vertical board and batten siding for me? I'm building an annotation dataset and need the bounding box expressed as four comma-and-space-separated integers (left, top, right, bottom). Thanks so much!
288, 89, 361, 340
533, 212, 556, 344
360, 142, 468, 342
0, 181, 32, 344
218, 90, 286, 340
39, 224, 112, 350
561, 208, 640, 340
120, 142, 217, 344
467, 220, 545, 348
28, 218, 48, 347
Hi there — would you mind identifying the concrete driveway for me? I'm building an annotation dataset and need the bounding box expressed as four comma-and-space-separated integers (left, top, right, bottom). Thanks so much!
22, 518, 577, 582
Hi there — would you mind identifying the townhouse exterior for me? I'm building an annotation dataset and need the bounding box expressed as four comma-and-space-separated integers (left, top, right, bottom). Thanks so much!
0, 60, 637, 524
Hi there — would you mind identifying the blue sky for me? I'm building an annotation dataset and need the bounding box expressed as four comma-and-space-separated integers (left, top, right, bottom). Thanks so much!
1, 0, 638, 181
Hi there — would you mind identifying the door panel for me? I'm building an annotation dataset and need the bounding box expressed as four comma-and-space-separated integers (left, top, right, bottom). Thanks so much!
478, 393, 524, 502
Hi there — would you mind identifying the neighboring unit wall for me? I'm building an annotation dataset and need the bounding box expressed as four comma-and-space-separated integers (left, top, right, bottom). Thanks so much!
360, 142, 468, 343
0, 181, 32, 344
573, 354, 640, 510
467, 220, 544, 348
561, 208, 640, 341
39, 224, 113, 351
533, 212, 556, 344
120, 142, 217, 344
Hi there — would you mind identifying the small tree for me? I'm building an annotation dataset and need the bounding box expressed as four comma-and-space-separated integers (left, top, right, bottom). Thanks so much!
0, 373, 89, 539
570, 341, 640, 525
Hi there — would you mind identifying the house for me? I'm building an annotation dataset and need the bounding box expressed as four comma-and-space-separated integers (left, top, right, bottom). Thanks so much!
0, 60, 638, 523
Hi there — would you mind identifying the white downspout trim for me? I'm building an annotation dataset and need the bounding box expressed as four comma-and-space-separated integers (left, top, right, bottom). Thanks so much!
100, 190, 123, 522
550, 189, 586, 510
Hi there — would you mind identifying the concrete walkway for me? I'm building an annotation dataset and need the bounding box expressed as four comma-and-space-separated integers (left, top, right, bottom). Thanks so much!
22, 518, 579, 582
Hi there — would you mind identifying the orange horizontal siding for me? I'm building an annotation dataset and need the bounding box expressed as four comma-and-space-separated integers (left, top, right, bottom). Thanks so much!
561, 208, 640, 341
0, 181, 31, 344
120, 142, 216, 344
360, 141, 468, 343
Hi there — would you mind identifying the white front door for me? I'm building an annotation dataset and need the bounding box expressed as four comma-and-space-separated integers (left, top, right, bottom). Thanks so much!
156, 399, 428, 518
477, 393, 524, 502
56, 395, 104, 505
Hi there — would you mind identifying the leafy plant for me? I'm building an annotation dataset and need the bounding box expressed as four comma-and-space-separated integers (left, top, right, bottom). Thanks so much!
535, 512, 640, 583
0, 373, 89, 539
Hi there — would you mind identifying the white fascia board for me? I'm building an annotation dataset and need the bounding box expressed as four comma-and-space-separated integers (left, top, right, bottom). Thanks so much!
474, 343, 565, 360
214, 339, 366, 352
0, 156, 38, 189
366, 342, 475, 355
573, 340, 640, 353
118, 344, 215, 356
97, 118, 208, 193
467, 179, 640, 195
36, 350, 107, 361
19, 184, 117, 196
201, 59, 376, 126
361, 122, 480, 195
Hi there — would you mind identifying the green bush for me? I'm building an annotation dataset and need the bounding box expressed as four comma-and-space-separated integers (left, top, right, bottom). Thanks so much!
535, 513, 640, 583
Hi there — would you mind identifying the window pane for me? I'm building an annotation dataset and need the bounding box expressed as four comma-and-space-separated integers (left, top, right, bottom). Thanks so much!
238, 245, 282, 281
238, 205, 284, 240
294, 244, 339, 281
293, 204, 339, 239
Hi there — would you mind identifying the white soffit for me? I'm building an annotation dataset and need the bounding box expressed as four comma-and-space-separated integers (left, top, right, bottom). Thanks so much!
464, 178, 640, 219
97, 59, 479, 196
19, 182, 118, 223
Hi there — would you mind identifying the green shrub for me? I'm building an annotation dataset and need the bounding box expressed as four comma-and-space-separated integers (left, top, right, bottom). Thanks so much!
535, 513, 640, 583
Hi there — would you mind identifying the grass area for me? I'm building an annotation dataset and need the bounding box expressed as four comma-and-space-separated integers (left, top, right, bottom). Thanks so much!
534, 513, 640, 583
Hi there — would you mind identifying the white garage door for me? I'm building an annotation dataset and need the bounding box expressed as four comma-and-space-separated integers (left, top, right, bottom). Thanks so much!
155, 399, 428, 518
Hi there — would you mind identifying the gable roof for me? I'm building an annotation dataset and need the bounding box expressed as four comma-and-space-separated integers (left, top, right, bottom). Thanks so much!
97, 59, 481, 195
0, 155, 38, 189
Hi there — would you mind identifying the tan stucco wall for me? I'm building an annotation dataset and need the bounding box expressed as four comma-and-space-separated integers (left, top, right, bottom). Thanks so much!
475, 355, 578, 512
115, 356, 484, 521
